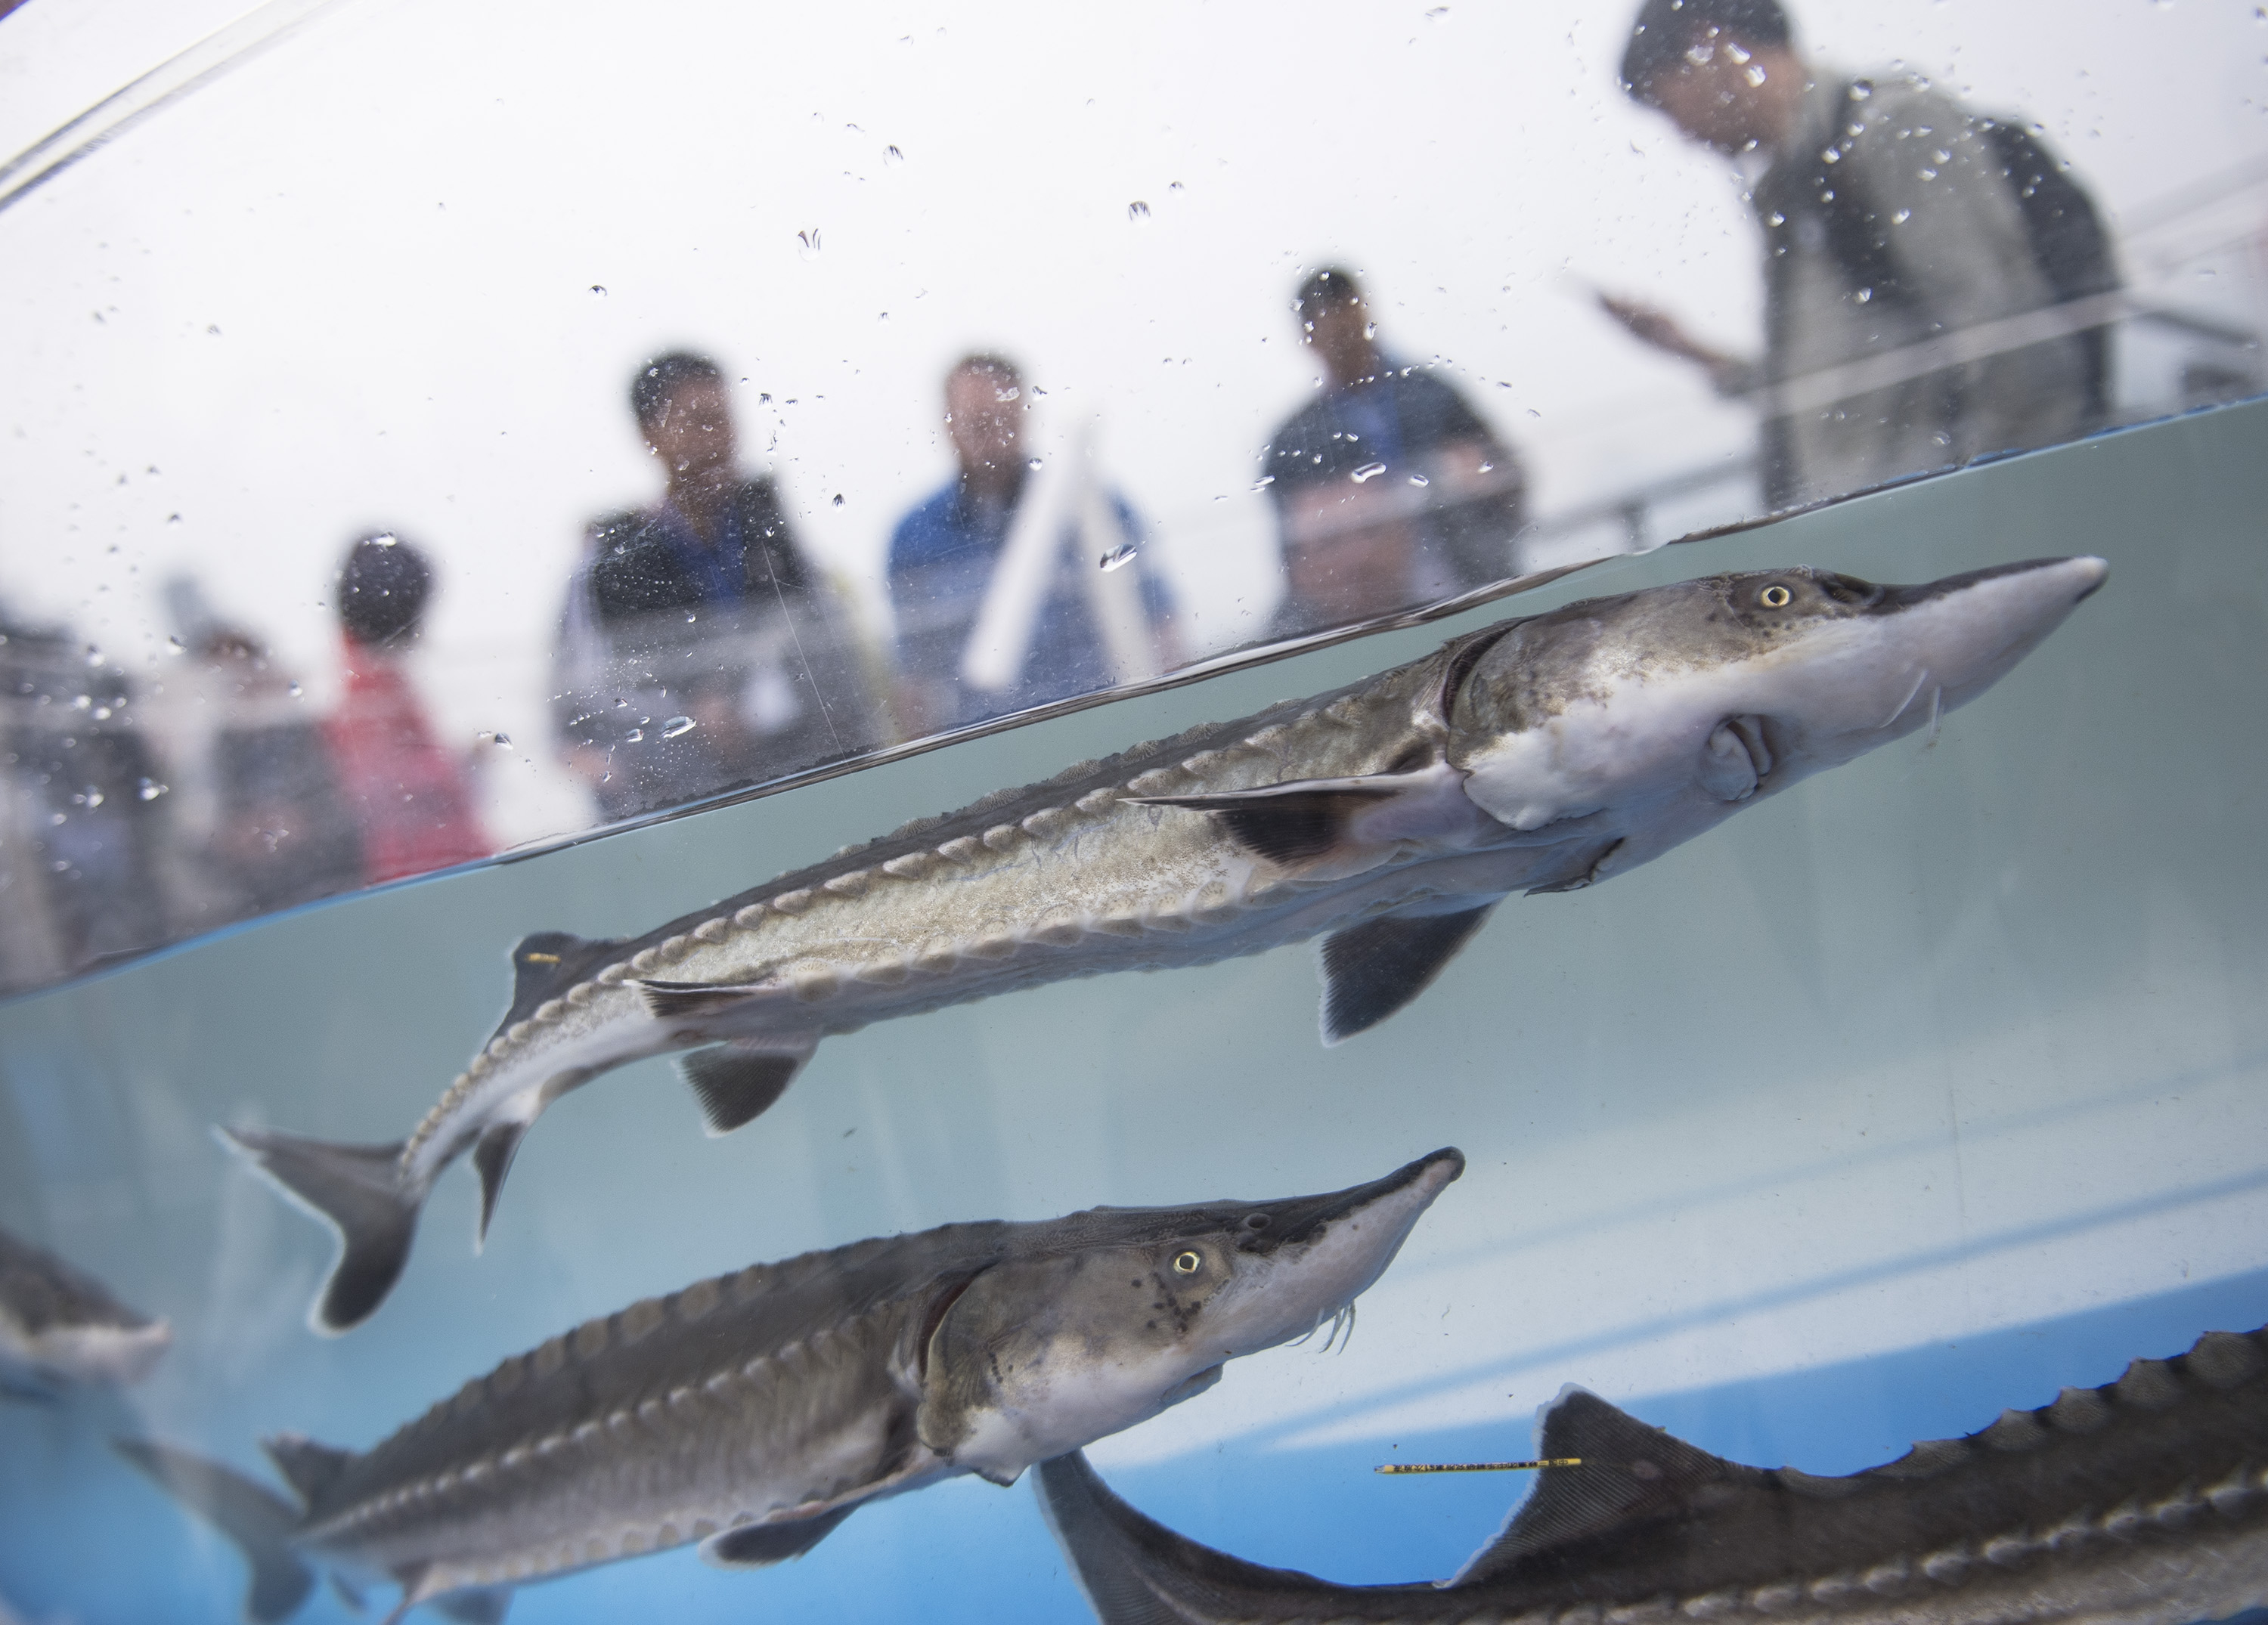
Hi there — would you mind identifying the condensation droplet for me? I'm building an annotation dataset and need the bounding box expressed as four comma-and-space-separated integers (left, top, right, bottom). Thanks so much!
884, 144, 904, 166
166, 512, 183, 525
287, 681, 302, 698
624, 727, 645, 743
1027, 457, 1043, 471
138, 778, 169, 800
1407, 473, 1430, 488
832, 494, 845, 506
1350, 462, 1387, 484
590, 284, 607, 298
662, 716, 696, 738
1126, 200, 1151, 221
1098, 543, 1138, 572
797, 229, 822, 260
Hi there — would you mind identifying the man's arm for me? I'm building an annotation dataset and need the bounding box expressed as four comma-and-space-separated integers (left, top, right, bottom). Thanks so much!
1595, 290, 1760, 394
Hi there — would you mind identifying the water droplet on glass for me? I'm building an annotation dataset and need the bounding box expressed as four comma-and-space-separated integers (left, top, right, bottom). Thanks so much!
138, 778, 168, 800
884, 144, 904, 166
82, 788, 104, 809
624, 727, 645, 743
1477, 461, 1494, 473
288, 681, 302, 698
71, 694, 91, 710
1892, 208, 1912, 224
1526, 407, 1541, 419
832, 494, 846, 506
797, 229, 822, 259
371, 531, 398, 547
1098, 543, 1138, 572
1350, 462, 1387, 484
1027, 457, 1043, 471
1126, 200, 1151, 221
1251, 475, 1275, 491
662, 716, 696, 738
166, 635, 185, 654
590, 284, 607, 298
84, 645, 104, 667
167, 512, 183, 525
492, 732, 513, 750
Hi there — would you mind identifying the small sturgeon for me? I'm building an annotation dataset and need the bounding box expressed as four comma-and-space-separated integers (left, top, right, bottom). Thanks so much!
0, 1226, 170, 1397
1038, 1320, 2268, 1625
118, 1149, 1461, 1623
228, 557, 2106, 1332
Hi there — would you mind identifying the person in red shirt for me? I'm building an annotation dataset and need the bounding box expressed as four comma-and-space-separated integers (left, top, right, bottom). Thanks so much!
324, 533, 490, 885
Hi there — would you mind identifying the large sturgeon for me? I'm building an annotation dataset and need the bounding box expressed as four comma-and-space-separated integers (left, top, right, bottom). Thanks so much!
228, 556, 2106, 1331
1037, 1320, 2268, 1625
0, 1225, 170, 1397
119, 1148, 1461, 1623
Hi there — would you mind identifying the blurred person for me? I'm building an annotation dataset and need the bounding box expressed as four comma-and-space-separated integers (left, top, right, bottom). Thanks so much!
555, 351, 871, 819
0, 605, 172, 988
1605, 0, 2114, 508
886, 353, 1176, 735
324, 533, 490, 885
198, 627, 363, 921
1261, 268, 1528, 639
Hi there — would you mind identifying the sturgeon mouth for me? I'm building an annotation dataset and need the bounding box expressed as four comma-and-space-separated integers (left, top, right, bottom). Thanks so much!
1701, 714, 1778, 803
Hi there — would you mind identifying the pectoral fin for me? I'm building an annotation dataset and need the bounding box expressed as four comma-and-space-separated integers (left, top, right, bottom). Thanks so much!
640, 979, 776, 1020
1132, 763, 1483, 867
701, 1505, 857, 1568
1318, 905, 1494, 1044
682, 1039, 816, 1135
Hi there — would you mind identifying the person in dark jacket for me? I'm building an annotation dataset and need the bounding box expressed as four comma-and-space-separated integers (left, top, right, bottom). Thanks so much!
1261, 268, 1528, 639
556, 351, 872, 819
1600, 0, 2110, 507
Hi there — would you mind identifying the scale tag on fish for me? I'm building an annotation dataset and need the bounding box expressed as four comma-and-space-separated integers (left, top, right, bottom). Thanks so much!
225, 557, 2106, 1331
1039, 1320, 2268, 1625
119, 1150, 1461, 1623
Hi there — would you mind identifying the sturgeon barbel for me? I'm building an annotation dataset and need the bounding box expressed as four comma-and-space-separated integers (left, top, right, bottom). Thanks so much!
119, 1148, 1461, 1623
0, 1225, 170, 1397
231, 557, 2105, 1331
1039, 1320, 2268, 1625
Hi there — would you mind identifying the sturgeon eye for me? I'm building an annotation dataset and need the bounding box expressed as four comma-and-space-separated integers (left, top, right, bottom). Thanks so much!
1173, 1251, 1203, 1275
1760, 584, 1792, 608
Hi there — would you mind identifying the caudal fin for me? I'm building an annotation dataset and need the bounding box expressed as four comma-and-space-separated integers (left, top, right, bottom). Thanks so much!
218, 1128, 423, 1334
115, 1438, 314, 1623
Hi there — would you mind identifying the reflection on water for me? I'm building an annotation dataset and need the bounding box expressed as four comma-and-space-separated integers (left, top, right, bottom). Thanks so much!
0, 0, 2260, 1002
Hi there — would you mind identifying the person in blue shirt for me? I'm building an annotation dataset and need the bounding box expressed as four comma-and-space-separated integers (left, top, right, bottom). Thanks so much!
886, 353, 1176, 735
1262, 268, 1528, 639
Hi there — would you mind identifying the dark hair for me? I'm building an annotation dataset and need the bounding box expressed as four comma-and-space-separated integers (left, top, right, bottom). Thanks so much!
1295, 265, 1363, 314
948, 351, 1022, 388
1620, 0, 1791, 98
630, 351, 723, 430
337, 532, 433, 647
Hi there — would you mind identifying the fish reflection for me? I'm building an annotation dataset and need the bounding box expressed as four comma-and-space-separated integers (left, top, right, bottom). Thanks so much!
0, 1227, 169, 1398
1039, 1321, 2268, 1625
229, 556, 2105, 1332
117, 1150, 1460, 1623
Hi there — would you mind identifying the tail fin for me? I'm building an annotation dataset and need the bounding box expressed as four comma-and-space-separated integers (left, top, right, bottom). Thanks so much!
218, 1127, 423, 1334
115, 1438, 314, 1623
1035, 1451, 1250, 1625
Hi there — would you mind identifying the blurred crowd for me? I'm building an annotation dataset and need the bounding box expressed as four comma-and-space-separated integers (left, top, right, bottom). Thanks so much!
1, 0, 2176, 995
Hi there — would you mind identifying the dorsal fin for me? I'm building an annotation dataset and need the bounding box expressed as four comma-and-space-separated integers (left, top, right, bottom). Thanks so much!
260, 1432, 358, 1509
500, 932, 617, 1029
1453, 1388, 1761, 1585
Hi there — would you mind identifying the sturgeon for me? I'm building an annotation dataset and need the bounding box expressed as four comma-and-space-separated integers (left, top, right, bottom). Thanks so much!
117, 1148, 1460, 1623
1037, 1320, 2268, 1625
0, 1225, 170, 1397
228, 557, 2106, 1332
